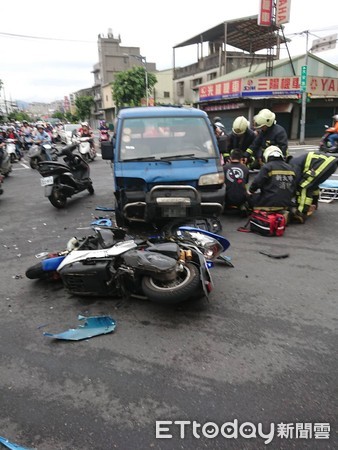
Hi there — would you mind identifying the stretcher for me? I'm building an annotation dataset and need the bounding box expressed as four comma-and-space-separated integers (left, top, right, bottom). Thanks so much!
319, 179, 338, 203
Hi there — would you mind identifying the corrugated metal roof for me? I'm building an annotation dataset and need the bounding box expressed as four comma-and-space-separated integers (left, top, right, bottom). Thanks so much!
173, 15, 288, 53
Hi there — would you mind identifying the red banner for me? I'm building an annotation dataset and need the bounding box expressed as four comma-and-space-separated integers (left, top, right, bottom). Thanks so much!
258, 0, 273, 26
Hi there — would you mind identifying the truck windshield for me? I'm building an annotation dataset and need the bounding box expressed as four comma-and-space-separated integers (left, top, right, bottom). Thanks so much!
119, 116, 218, 161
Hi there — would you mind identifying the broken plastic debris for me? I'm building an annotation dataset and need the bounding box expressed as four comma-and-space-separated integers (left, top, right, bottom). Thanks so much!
0, 436, 33, 450
259, 251, 290, 259
95, 206, 115, 211
35, 252, 49, 259
43, 315, 116, 340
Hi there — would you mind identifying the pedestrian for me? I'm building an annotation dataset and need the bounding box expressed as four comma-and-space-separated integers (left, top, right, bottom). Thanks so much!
288, 151, 338, 223
244, 109, 288, 167
247, 145, 296, 212
223, 149, 250, 216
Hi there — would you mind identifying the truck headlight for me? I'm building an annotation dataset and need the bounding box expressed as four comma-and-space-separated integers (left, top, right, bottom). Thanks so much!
198, 172, 224, 186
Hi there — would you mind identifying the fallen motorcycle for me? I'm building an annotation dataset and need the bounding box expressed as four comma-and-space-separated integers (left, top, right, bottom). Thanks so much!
25, 224, 230, 304
25, 227, 122, 281
36, 143, 94, 208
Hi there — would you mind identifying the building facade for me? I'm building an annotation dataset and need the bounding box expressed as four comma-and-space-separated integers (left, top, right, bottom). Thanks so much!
172, 16, 338, 138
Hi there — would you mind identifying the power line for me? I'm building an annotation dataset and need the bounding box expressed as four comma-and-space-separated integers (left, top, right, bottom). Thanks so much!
286, 25, 338, 38
0, 31, 94, 43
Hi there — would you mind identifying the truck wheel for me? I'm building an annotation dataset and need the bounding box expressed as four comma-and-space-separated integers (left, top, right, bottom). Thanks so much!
141, 263, 200, 304
115, 208, 126, 227
48, 187, 67, 208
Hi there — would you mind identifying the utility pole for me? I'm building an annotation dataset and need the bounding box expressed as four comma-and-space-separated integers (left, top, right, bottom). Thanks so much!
299, 31, 309, 144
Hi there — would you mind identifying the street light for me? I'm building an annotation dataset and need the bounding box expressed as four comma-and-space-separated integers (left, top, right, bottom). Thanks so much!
125, 53, 149, 106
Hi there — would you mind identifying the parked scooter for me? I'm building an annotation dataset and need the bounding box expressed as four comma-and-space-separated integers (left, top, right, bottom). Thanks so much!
319, 126, 338, 153
25, 223, 230, 304
27, 143, 58, 169
0, 147, 13, 177
73, 136, 96, 161
36, 143, 94, 208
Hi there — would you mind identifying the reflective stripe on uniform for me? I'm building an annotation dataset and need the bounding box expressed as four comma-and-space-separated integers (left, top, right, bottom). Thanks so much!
300, 152, 337, 188
268, 170, 295, 176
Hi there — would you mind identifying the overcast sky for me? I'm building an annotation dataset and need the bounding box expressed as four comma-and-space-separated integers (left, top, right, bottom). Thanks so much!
1, 0, 338, 103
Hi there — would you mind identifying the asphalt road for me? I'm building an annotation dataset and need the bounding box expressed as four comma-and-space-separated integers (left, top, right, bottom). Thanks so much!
0, 149, 337, 450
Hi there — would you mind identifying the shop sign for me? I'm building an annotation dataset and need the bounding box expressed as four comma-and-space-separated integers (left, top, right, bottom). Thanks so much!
307, 76, 338, 96
241, 76, 300, 96
258, 0, 273, 26
199, 79, 242, 101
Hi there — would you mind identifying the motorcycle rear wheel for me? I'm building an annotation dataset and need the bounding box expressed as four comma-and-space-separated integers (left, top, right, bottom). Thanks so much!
141, 262, 200, 304
26, 262, 49, 280
48, 187, 67, 208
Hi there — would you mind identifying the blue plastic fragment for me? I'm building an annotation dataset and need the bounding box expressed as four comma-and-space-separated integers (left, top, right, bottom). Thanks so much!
43, 315, 117, 341
91, 218, 113, 227
95, 206, 115, 211
0, 436, 33, 450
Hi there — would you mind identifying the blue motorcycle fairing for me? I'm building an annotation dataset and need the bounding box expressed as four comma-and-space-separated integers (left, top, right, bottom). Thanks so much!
42, 255, 65, 271
178, 226, 230, 251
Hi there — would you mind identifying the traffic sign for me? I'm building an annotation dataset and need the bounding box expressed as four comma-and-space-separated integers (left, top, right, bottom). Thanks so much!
300, 65, 307, 92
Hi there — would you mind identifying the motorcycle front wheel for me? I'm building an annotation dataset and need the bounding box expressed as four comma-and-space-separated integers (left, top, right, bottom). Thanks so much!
48, 187, 67, 208
141, 262, 200, 304
88, 184, 94, 195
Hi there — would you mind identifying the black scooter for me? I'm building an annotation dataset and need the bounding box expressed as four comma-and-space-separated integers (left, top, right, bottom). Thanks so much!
37, 144, 94, 208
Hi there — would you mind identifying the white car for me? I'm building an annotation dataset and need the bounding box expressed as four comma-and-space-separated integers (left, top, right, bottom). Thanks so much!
58, 124, 81, 145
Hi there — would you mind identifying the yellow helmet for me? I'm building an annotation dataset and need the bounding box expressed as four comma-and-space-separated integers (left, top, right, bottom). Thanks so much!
263, 145, 283, 162
254, 109, 276, 128
232, 116, 249, 135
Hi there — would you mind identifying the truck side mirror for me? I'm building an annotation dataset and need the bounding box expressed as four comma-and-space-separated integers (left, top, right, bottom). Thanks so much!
101, 141, 114, 160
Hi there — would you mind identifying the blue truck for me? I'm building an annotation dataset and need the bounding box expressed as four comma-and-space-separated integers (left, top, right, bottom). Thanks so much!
101, 106, 225, 226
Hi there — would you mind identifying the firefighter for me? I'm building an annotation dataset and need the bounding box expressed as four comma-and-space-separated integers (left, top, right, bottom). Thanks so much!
244, 109, 288, 167
227, 116, 256, 156
288, 151, 338, 223
247, 145, 296, 212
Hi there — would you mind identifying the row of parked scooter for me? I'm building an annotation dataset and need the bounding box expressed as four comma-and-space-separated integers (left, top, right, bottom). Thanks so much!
0, 130, 98, 201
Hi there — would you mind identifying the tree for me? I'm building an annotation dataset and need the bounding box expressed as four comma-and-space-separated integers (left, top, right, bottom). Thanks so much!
52, 111, 65, 122
112, 67, 157, 107
7, 111, 32, 122
75, 96, 95, 121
